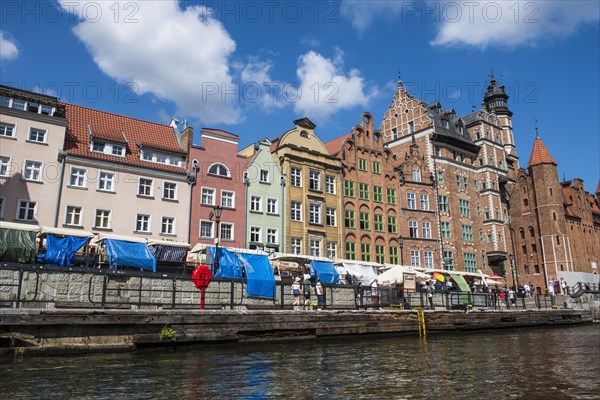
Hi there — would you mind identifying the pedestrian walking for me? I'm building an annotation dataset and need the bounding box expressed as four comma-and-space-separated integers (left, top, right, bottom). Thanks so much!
315, 278, 324, 310
291, 277, 301, 310
560, 278, 568, 296
426, 280, 435, 310
302, 275, 312, 310
371, 279, 380, 307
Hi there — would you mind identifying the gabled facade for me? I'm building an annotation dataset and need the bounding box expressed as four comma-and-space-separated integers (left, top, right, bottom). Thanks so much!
189, 128, 247, 248
59, 103, 192, 241
241, 138, 285, 252
0, 85, 67, 226
326, 112, 400, 264
271, 118, 342, 258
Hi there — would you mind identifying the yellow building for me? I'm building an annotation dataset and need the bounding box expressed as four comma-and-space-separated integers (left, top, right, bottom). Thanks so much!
271, 118, 342, 258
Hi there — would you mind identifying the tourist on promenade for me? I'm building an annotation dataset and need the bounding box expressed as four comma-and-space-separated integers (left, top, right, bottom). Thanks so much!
426, 280, 435, 310
291, 277, 301, 310
554, 279, 561, 295
528, 282, 535, 297
371, 279, 380, 307
548, 278, 556, 297
315, 278, 324, 310
302, 275, 312, 310
560, 278, 568, 296
508, 286, 516, 308
524, 283, 531, 298
355, 282, 363, 308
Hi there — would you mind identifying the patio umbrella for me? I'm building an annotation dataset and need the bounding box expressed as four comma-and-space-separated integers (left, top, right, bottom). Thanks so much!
433, 272, 445, 282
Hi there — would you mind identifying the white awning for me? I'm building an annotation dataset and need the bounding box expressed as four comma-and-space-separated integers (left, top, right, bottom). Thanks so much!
146, 238, 190, 248
39, 226, 95, 238
0, 221, 40, 232
93, 233, 148, 244
342, 262, 379, 284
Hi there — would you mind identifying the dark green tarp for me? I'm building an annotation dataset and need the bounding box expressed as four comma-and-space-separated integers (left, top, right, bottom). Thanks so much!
0, 227, 37, 263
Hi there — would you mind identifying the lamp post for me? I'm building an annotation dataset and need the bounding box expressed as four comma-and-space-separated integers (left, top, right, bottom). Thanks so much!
509, 254, 516, 289
399, 236, 405, 265
212, 205, 223, 274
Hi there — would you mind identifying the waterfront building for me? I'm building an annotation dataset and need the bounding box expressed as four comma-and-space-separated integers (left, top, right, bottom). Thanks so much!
239, 138, 285, 252
270, 118, 343, 258
508, 134, 600, 293
189, 128, 248, 249
0, 85, 67, 226
58, 103, 193, 241
325, 112, 401, 264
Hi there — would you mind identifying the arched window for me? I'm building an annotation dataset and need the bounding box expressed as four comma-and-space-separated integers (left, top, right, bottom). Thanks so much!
529, 227, 535, 238
207, 163, 230, 177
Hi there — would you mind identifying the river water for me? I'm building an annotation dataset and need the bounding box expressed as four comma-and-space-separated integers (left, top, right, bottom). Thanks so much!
1, 325, 598, 399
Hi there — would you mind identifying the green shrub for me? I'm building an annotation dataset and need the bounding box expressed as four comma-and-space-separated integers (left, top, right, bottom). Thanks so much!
159, 324, 176, 342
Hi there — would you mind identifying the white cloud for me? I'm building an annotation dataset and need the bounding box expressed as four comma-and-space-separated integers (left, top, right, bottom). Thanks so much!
60, 1, 241, 124
431, 1, 600, 48
239, 57, 286, 111
294, 51, 377, 120
340, 1, 408, 33
0, 32, 19, 63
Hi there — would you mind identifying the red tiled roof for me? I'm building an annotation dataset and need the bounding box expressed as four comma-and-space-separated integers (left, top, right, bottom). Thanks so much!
64, 103, 186, 172
269, 136, 281, 153
324, 133, 352, 159
527, 136, 557, 168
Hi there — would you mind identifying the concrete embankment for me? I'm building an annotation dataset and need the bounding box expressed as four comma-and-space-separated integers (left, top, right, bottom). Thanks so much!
0, 308, 592, 357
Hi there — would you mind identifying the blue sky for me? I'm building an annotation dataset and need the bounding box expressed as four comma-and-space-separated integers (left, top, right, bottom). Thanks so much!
1, 1, 599, 191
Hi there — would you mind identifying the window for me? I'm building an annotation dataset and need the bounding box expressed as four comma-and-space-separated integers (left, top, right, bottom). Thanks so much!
267, 228, 278, 244
529, 227, 535, 237
221, 223, 233, 240
291, 202, 302, 221
17, 201, 37, 221
0, 198, 4, 218
464, 253, 477, 273
200, 221, 213, 238
138, 178, 153, 197
92, 141, 126, 158
359, 183, 369, 200
531, 244, 537, 253
267, 198, 278, 214
136, 214, 150, 232
498, 233, 504, 243
346, 242, 356, 260
422, 222, 432, 239
208, 163, 230, 177
218, 191, 233, 208
69, 167, 86, 187
420, 194, 429, 210
358, 158, 367, 171
345, 210, 355, 229
0, 122, 15, 137
250, 195, 262, 212
92, 141, 105, 153
97, 172, 114, 191
408, 121, 415, 133
260, 169, 269, 183
459, 199, 471, 217
386, 188, 396, 204
201, 188, 215, 205
463, 177, 468, 190
290, 167, 301, 187
391, 127, 398, 140
438, 195, 449, 212
94, 209, 111, 228
435, 146, 441, 157
488, 233, 493, 243
309, 170, 321, 191
360, 212, 370, 230
389, 247, 399, 264
374, 214, 384, 232
24, 160, 42, 181
111, 144, 125, 157
373, 186, 383, 202
410, 250, 420, 267
461, 224, 473, 241
376, 245, 385, 264
480, 230, 484, 242
0, 156, 11, 177
407, 192, 416, 209
250, 227, 262, 243
456, 175, 461, 189
437, 170, 444, 184
326, 208, 336, 226
441, 222, 451, 239
443, 251, 454, 270
409, 221, 418, 238
327, 242, 337, 259
372, 161, 381, 174
65, 206, 82, 226
325, 176, 335, 194
387, 216, 397, 234
474, 180, 479, 192
344, 180, 355, 197
161, 217, 175, 235
412, 169, 421, 182
141, 150, 182, 166
310, 238, 322, 257
163, 182, 177, 200
291, 238, 302, 255
361, 243, 371, 262
309, 203, 321, 224
422, 250, 433, 268
28, 128, 46, 143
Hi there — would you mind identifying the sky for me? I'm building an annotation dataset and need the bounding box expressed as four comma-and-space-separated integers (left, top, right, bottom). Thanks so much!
1, 0, 599, 191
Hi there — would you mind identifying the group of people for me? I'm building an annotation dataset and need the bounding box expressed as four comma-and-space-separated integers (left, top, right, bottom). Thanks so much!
548, 277, 568, 297
291, 275, 324, 310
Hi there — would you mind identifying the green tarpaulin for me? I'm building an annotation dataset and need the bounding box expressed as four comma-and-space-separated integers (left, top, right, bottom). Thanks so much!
0, 227, 37, 263
449, 273, 471, 292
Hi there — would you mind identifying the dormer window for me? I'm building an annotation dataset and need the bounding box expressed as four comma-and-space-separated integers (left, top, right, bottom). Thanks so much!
112, 144, 125, 157
140, 149, 183, 167
443, 120, 449, 129
208, 163, 230, 177
91, 140, 126, 158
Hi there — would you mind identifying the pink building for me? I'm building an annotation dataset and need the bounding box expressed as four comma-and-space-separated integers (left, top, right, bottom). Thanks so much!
189, 128, 248, 249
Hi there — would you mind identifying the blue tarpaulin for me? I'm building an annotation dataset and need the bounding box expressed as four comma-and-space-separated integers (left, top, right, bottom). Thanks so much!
310, 260, 339, 284
104, 239, 156, 272
240, 254, 275, 299
39, 234, 90, 267
207, 246, 242, 278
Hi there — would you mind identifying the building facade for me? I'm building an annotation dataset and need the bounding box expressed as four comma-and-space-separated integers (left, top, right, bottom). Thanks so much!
271, 118, 342, 258
0, 86, 67, 226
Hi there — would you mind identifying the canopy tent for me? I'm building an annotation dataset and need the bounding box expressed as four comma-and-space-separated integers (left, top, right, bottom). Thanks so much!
342, 262, 378, 285
207, 246, 243, 278
376, 265, 430, 285
94, 234, 156, 272
37, 226, 95, 267
310, 260, 339, 284
558, 271, 600, 288
240, 253, 276, 299
39, 226, 94, 238
449, 273, 472, 292
147, 239, 190, 263
0, 221, 39, 263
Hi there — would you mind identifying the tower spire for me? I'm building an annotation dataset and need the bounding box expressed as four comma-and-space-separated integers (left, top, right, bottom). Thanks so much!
397, 70, 403, 88
535, 118, 539, 138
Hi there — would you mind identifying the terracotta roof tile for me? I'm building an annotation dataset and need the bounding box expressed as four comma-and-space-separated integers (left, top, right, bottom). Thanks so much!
324, 133, 352, 159
527, 136, 557, 168
64, 103, 186, 173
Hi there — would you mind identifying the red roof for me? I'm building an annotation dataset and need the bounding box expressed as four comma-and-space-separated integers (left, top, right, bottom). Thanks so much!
64, 103, 186, 172
527, 136, 557, 168
324, 133, 352, 159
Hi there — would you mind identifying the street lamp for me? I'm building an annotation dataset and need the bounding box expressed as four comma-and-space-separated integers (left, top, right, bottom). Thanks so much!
210, 205, 223, 274
399, 236, 405, 265
509, 254, 515, 289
